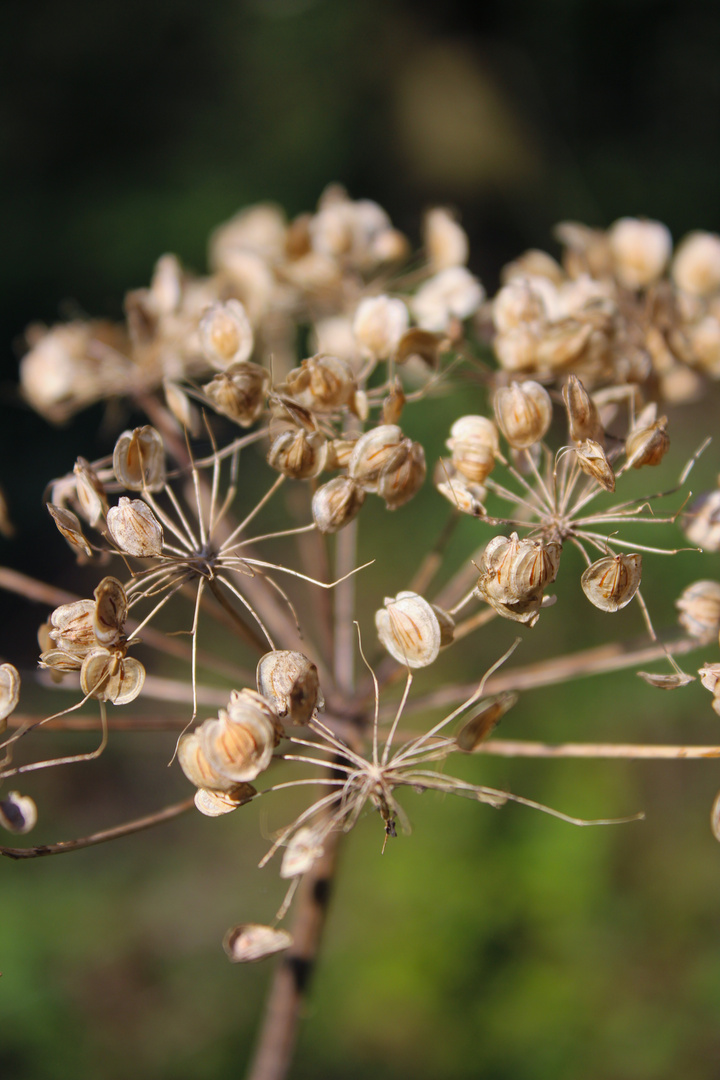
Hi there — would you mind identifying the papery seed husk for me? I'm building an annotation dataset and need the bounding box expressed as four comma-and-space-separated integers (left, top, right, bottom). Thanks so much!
93, 577, 128, 646
256, 651, 323, 725
107, 497, 164, 557
636, 671, 695, 689
223, 924, 293, 963
455, 692, 519, 751
0, 662, 20, 729
348, 425, 408, 492
0, 791, 38, 834
699, 663, 720, 694
683, 490, 720, 551
80, 648, 145, 704
382, 382, 406, 425
493, 381, 552, 449
377, 440, 426, 509
40, 647, 84, 673
280, 355, 356, 412
226, 688, 284, 742
163, 379, 197, 433
203, 361, 269, 427
312, 477, 366, 533
200, 704, 277, 784
676, 580, 720, 641
178, 731, 226, 791
625, 418, 670, 469
434, 462, 487, 516
49, 599, 97, 657
73, 457, 108, 525
47, 504, 93, 558
194, 784, 256, 817
267, 428, 328, 479
280, 826, 325, 878
113, 426, 166, 492
574, 440, 615, 492
375, 591, 442, 668
394, 328, 443, 368
563, 374, 604, 444
581, 553, 642, 612
199, 299, 254, 369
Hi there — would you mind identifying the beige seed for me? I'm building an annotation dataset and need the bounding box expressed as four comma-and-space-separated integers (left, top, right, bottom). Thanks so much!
107, 497, 164, 557
581, 553, 642, 612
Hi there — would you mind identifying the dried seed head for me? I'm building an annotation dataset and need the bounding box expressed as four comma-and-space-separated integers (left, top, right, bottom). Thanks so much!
353, 295, 409, 360
312, 477, 366, 534
0, 791, 38, 835
476, 533, 561, 625
493, 381, 552, 449
574, 440, 615, 492
676, 580, 720, 642
223, 924, 293, 963
348, 425, 409, 491
0, 663, 20, 732
423, 207, 469, 270
199, 299, 254, 369
93, 577, 128, 647
434, 461, 487, 517
267, 427, 328, 479
412, 267, 484, 332
107, 497, 164, 557
375, 591, 454, 668
581, 553, 642, 611
281, 355, 357, 413
256, 650, 323, 726
446, 415, 499, 484
194, 783, 256, 818
562, 375, 604, 444
203, 361, 270, 427
181, 690, 282, 790
80, 648, 145, 704
73, 457, 108, 526
280, 826, 325, 878
47, 504, 92, 559
377, 440, 426, 509
625, 408, 670, 469
683, 489, 720, 551
455, 692, 519, 752
672, 231, 720, 296
113, 426, 166, 492
608, 217, 672, 289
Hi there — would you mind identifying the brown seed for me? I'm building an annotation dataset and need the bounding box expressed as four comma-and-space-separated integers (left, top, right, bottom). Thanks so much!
581, 553, 642, 612
493, 381, 552, 449
93, 577, 128, 646
113, 426, 166, 492
47, 504, 93, 558
455, 692, 519, 752
107, 497, 164, 557
562, 375, 604, 444
256, 650, 323, 725
312, 477, 366, 534
574, 440, 615, 492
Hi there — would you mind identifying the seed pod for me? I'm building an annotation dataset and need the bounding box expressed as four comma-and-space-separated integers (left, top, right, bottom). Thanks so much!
203, 361, 270, 427
199, 299, 254, 369
382, 381, 406, 425
107, 497, 164, 557
562, 375, 604, 444
267, 428, 328, 479
353, 295, 409, 360
411, 267, 484, 332
73, 457, 108, 525
185, 694, 280, 788
375, 591, 454, 668
625, 408, 670, 469
424, 207, 469, 270
93, 577, 128, 647
446, 415, 499, 484
435, 462, 487, 517
194, 783, 256, 818
348, 425, 409, 492
113, 426, 166, 492
281, 826, 325, 878
455, 692, 519, 752
0, 663, 20, 732
0, 791, 38, 835
47, 504, 92, 558
80, 648, 145, 704
637, 670, 695, 689
699, 663, 720, 694
574, 440, 615, 492
312, 477, 366, 534
280, 355, 357, 413
672, 231, 720, 296
394, 328, 443, 369
608, 217, 671, 289
48, 599, 97, 659
256, 650, 323, 725
676, 580, 720, 642
325, 436, 359, 471
377, 440, 426, 509
163, 379, 198, 433
480, 533, 560, 602
683, 489, 720, 551
494, 381, 552, 449
581, 553, 642, 611
223, 924, 293, 963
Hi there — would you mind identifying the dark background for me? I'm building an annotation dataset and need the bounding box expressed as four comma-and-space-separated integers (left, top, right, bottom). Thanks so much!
3, 3, 720, 1078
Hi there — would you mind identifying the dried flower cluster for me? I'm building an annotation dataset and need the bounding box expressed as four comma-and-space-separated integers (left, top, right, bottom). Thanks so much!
4, 190, 720, 1073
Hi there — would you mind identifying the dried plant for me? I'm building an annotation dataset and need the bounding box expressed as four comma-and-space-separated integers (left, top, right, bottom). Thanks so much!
5, 190, 720, 1079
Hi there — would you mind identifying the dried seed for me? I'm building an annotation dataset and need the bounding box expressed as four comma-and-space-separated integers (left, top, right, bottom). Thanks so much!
676, 580, 720, 642
312, 477, 366, 534
574, 440, 615, 492
636, 671, 695, 689
455, 692, 519, 751
113, 426, 166, 491
375, 592, 452, 668
562, 375, 604, 444
493, 381, 552, 450
0, 663, 20, 731
93, 577, 128, 646
203, 361, 270, 426
223, 924, 293, 963
107, 497, 164, 557
256, 651, 323, 725
80, 648, 145, 705
0, 791, 38, 835
280, 826, 325, 878
73, 457, 108, 525
267, 428, 328, 479
683, 489, 720, 551
194, 784, 256, 817
199, 299, 254, 369
581, 553, 642, 612
47, 504, 93, 558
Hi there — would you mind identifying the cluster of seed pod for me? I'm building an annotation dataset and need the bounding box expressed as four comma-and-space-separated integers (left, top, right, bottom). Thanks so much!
178, 651, 322, 816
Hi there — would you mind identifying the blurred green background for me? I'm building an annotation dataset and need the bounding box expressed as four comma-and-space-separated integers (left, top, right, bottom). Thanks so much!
3, 1, 720, 1077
